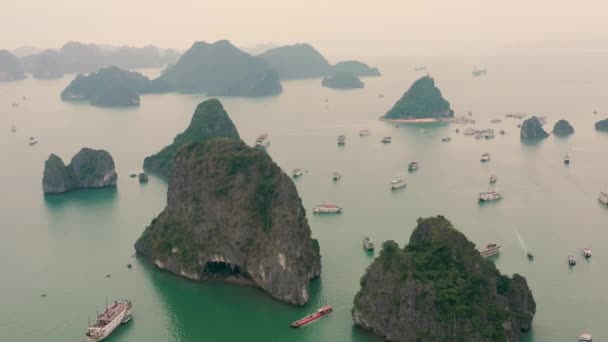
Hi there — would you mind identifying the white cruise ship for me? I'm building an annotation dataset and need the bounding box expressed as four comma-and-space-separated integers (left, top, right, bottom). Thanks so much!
479, 243, 500, 258
478, 191, 502, 202
312, 204, 343, 214
362, 237, 375, 250
255, 134, 270, 148
391, 179, 406, 190
480, 153, 491, 162
86, 299, 132, 342
598, 191, 608, 205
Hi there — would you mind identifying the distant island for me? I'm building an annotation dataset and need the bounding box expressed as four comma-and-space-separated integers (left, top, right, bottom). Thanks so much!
595, 118, 608, 131
353, 216, 536, 341
143, 99, 240, 177
520, 116, 549, 139
43, 148, 118, 194
20, 42, 181, 76
552, 119, 574, 136
158, 40, 282, 96
0, 50, 27, 82
60, 66, 169, 106
257, 43, 380, 79
383, 76, 454, 122
321, 72, 364, 89
135, 138, 321, 305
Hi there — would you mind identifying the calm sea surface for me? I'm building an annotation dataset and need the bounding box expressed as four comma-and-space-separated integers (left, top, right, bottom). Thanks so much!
1, 51, 608, 342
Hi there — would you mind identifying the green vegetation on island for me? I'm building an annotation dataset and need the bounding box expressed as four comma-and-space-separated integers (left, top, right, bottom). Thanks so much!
353, 216, 535, 342
143, 99, 240, 177
321, 72, 364, 89
135, 138, 321, 305
520, 116, 549, 139
384, 76, 454, 120
552, 119, 574, 136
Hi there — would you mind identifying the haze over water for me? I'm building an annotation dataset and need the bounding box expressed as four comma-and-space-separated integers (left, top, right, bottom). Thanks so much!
1, 50, 608, 342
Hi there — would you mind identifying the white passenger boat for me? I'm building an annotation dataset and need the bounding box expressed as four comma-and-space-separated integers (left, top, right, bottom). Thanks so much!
362, 237, 375, 250
85, 299, 132, 342
478, 191, 502, 202
312, 204, 343, 213
391, 179, 406, 190
292, 169, 303, 177
408, 161, 419, 171
564, 153, 570, 165
381, 136, 392, 143
489, 175, 497, 184
579, 333, 593, 342
568, 254, 576, 266
479, 243, 500, 258
332, 172, 341, 181
29, 137, 37, 145
337, 135, 346, 145
255, 134, 270, 148
599, 191, 608, 205
359, 129, 371, 136
480, 153, 491, 162
582, 248, 592, 258
441, 137, 451, 142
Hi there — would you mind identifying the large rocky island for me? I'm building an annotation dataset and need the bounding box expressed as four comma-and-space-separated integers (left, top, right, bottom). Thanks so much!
0, 50, 27, 82
595, 118, 608, 131
352, 216, 535, 341
520, 116, 549, 139
321, 72, 364, 89
552, 119, 574, 136
135, 138, 321, 305
383, 76, 454, 121
143, 99, 240, 177
60, 66, 168, 106
158, 40, 282, 96
43, 148, 118, 194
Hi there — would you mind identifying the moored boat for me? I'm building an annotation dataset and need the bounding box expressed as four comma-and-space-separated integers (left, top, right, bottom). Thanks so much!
255, 134, 270, 148
408, 161, 419, 171
499, 129, 505, 135
489, 175, 497, 184
441, 137, 451, 142
332, 172, 341, 181
85, 299, 132, 342
381, 136, 392, 143
472, 67, 487, 76
11, 125, 16, 132
598, 191, 608, 205
464, 128, 477, 135
312, 204, 342, 214
391, 179, 406, 190
478, 191, 502, 202
582, 248, 592, 258
564, 153, 570, 165
359, 129, 371, 136
290, 306, 333, 328
568, 254, 576, 266
490, 119, 502, 123
337, 135, 346, 145
480, 153, 491, 162
138, 173, 149, 183
527, 251, 534, 261
362, 237, 375, 250
29, 137, 37, 145
292, 169, 303, 178
479, 243, 500, 258
579, 333, 593, 342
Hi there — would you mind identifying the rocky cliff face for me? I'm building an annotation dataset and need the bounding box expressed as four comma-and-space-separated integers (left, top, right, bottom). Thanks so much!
552, 119, 574, 136
42, 148, 118, 194
520, 116, 549, 139
595, 118, 608, 131
135, 138, 321, 305
352, 216, 535, 342
0, 50, 27, 82
384, 76, 454, 120
143, 99, 240, 177
321, 72, 364, 89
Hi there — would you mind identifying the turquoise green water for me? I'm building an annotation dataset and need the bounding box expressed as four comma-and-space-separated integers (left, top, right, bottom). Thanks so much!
1, 52, 608, 342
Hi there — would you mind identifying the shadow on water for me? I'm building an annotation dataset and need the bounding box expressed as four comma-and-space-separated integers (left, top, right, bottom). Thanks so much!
43, 186, 118, 208
519, 138, 547, 148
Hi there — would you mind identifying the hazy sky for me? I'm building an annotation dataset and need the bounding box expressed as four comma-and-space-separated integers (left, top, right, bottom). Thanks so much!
2, 0, 607, 56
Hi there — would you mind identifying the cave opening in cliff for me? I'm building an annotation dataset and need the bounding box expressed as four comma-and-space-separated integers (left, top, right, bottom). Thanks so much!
202, 261, 249, 279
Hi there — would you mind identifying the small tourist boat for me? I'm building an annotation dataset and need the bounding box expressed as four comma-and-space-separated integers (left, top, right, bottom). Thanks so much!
527, 251, 534, 261
391, 179, 406, 190
478, 191, 502, 202
480, 153, 491, 162
29, 137, 37, 145
312, 204, 342, 214
441, 137, 451, 142
408, 161, 419, 171
381, 136, 392, 143
255, 134, 270, 148
86, 299, 132, 341
490, 119, 502, 124
332, 172, 341, 181
479, 243, 500, 258
484, 133, 495, 139
564, 153, 570, 165
337, 135, 346, 145
472, 67, 487, 76
290, 305, 333, 328
292, 169, 303, 178
598, 191, 608, 205
582, 248, 592, 258
499, 129, 505, 135
568, 254, 576, 266
362, 237, 375, 250
11, 125, 16, 132
489, 175, 497, 184
579, 333, 593, 342
138, 173, 149, 183
127, 263, 132, 269
359, 129, 371, 136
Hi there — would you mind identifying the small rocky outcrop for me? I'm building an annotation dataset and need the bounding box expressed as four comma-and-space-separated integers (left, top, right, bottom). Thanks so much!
43, 148, 118, 194
143, 99, 240, 177
135, 138, 321, 305
352, 216, 536, 342
595, 118, 608, 132
0, 50, 27, 82
552, 119, 574, 136
331, 60, 380, 77
384, 76, 454, 120
520, 116, 549, 139
321, 72, 364, 89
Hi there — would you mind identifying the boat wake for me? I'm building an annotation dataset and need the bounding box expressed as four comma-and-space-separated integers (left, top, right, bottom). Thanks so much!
514, 228, 527, 253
